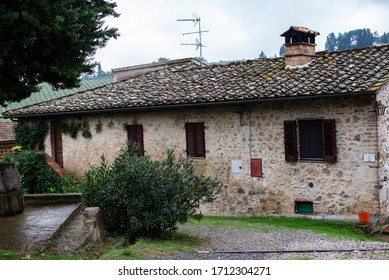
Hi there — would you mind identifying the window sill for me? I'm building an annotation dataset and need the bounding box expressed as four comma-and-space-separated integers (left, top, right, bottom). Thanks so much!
190, 157, 206, 160
299, 159, 324, 163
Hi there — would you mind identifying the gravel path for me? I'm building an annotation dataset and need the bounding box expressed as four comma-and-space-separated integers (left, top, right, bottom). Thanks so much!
156, 225, 389, 260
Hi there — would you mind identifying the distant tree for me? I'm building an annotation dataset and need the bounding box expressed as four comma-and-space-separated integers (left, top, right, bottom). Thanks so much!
373, 31, 380, 44
279, 45, 285, 56
258, 51, 267, 58
97, 64, 103, 79
353, 28, 374, 48
196, 57, 208, 64
81, 64, 113, 80
325, 32, 337, 52
157, 57, 170, 62
324, 28, 385, 52
215, 60, 238, 65
0, 0, 119, 105
381, 32, 389, 44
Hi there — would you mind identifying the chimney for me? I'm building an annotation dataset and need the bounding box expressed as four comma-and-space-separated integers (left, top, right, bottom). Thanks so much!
281, 26, 320, 67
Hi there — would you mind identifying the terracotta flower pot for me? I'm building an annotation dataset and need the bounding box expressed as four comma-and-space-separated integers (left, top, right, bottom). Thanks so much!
358, 211, 370, 225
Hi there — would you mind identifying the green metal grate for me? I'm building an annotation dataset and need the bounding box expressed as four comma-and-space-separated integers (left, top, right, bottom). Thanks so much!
295, 201, 313, 214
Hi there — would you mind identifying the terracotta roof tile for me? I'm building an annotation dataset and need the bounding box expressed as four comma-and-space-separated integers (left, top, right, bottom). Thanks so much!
281, 26, 320, 36
0, 122, 16, 142
3, 45, 389, 117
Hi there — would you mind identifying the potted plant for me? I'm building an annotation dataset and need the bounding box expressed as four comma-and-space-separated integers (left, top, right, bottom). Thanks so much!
358, 210, 370, 225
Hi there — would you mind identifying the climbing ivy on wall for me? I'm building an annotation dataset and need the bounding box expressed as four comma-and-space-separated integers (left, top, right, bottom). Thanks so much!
13, 118, 110, 150
95, 119, 103, 133
61, 120, 81, 139
14, 121, 48, 150
60, 120, 99, 139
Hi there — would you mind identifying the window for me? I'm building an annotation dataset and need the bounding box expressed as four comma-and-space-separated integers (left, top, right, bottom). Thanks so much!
185, 122, 205, 157
127, 124, 144, 156
299, 120, 323, 160
284, 119, 336, 162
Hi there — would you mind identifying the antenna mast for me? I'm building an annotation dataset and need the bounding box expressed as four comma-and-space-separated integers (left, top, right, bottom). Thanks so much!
177, 14, 209, 64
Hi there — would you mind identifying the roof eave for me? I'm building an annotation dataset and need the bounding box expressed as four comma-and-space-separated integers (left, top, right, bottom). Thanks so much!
3, 91, 376, 119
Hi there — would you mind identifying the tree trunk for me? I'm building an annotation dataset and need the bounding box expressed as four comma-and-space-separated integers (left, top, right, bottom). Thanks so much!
0, 191, 25, 216
0, 163, 24, 216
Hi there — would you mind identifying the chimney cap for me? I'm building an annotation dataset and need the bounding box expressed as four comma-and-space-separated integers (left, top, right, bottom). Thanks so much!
281, 26, 320, 37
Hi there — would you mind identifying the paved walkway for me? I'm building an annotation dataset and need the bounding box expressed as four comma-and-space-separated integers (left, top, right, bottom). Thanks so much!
0, 203, 80, 252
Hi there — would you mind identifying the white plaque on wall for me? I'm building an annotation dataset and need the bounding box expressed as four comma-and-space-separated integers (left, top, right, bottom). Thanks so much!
363, 154, 375, 162
231, 160, 242, 174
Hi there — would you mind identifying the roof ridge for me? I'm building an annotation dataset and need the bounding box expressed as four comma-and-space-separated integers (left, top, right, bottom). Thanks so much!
112, 57, 202, 72
326, 43, 389, 55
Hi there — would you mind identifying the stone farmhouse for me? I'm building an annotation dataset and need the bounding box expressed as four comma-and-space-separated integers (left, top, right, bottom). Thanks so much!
4, 26, 389, 218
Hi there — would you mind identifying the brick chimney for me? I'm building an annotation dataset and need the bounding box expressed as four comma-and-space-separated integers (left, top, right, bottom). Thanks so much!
281, 26, 320, 67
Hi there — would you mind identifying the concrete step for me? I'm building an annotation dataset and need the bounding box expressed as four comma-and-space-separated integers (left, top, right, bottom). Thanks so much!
45, 207, 104, 255
24, 194, 84, 252
0, 194, 103, 254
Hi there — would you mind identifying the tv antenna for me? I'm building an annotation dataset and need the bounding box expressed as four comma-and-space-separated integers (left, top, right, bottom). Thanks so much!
177, 13, 209, 64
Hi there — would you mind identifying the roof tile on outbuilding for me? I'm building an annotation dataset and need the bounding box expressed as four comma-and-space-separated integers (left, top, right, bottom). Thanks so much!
0, 122, 16, 142
3, 45, 389, 117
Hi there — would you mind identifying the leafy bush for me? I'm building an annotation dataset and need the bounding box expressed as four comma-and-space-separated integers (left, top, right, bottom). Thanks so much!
2, 150, 62, 194
14, 122, 48, 150
61, 173, 84, 193
82, 146, 223, 241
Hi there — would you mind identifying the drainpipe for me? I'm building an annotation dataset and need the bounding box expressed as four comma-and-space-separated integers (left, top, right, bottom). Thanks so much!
375, 95, 382, 219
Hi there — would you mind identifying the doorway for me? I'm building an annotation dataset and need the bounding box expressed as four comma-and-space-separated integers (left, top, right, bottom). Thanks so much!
51, 123, 63, 168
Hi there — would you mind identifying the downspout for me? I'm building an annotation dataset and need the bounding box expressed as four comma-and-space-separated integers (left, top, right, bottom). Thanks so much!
247, 106, 254, 191
376, 84, 389, 221
375, 94, 382, 218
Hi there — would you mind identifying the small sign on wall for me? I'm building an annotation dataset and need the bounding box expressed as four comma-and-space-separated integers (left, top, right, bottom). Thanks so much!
363, 154, 375, 162
231, 160, 242, 174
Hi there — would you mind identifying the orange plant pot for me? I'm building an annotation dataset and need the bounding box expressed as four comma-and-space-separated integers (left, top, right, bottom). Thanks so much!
358, 211, 370, 225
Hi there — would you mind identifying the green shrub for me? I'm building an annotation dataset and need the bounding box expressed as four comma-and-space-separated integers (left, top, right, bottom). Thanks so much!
61, 173, 83, 193
14, 122, 48, 150
2, 150, 62, 194
82, 146, 223, 241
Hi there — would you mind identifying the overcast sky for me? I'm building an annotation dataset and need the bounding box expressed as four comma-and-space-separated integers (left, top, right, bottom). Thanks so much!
94, 0, 389, 71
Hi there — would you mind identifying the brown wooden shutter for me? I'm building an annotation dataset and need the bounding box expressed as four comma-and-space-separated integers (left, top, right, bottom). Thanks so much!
194, 123, 205, 157
185, 123, 205, 157
284, 120, 298, 162
185, 123, 195, 156
322, 119, 336, 162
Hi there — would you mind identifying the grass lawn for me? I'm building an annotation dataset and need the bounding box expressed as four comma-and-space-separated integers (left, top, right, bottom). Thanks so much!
0, 215, 383, 260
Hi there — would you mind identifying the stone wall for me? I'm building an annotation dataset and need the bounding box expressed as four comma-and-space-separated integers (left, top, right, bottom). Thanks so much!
377, 81, 389, 219
43, 95, 380, 216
